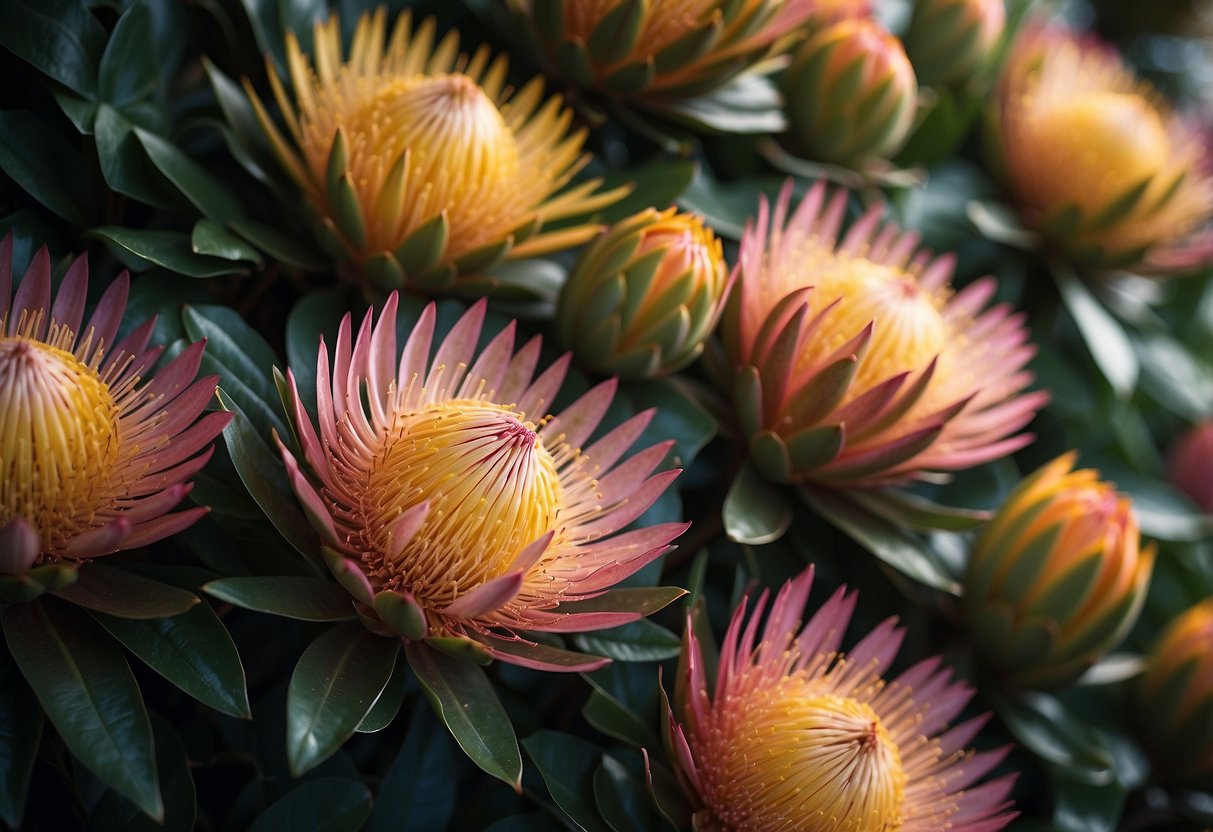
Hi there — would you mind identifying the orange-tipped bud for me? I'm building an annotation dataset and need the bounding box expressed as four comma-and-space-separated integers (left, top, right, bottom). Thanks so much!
965, 454, 1155, 689
904, 0, 1006, 88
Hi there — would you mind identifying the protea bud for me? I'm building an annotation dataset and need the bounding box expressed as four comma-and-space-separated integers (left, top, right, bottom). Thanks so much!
556, 208, 730, 378
994, 24, 1213, 274
505, 0, 816, 99
782, 18, 919, 166
964, 454, 1156, 689
243, 9, 624, 292
1137, 599, 1213, 786
904, 0, 1006, 88
1167, 421, 1213, 512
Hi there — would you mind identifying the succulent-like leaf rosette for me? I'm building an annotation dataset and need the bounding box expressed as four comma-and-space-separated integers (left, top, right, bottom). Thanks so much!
782, 18, 919, 166
1167, 421, 1213, 513
1138, 599, 1213, 786
666, 565, 1018, 831
993, 24, 1213, 274
505, 0, 816, 99
557, 207, 731, 379
903, 0, 1006, 89
279, 295, 688, 671
722, 180, 1047, 488
0, 238, 230, 588
964, 454, 1156, 689
244, 9, 624, 292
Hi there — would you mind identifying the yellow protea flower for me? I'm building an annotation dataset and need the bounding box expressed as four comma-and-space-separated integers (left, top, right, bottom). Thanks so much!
995, 24, 1213, 274
964, 453, 1155, 689
245, 9, 625, 291
0, 238, 230, 580
668, 565, 1018, 831
1138, 599, 1213, 785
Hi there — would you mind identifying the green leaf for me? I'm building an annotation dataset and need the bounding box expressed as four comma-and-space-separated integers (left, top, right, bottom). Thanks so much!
98, 4, 157, 107
2, 599, 162, 820
92, 603, 251, 720
597, 159, 699, 224
659, 73, 786, 134
557, 586, 687, 617
89, 227, 243, 278
203, 576, 354, 621
724, 461, 792, 545
1053, 264, 1138, 397
0, 0, 105, 96
191, 220, 264, 265
678, 167, 789, 240
228, 218, 329, 271
582, 688, 659, 750
573, 619, 681, 662
0, 654, 42, 829
52, 563, 199, 619
595, 753, 662, 832
405, 641, 522, 790
623, 378, 718, 468
286, 623, 399, 776
89, 715, 196, 832
989, 689, 1116, 786
1052, 775, 1126, 832
286, 287, 351, 412
370, 708, 457, 832
0, 110, 93, 225
248, 777, 372, 832
135, 127, 244, 221
355, 656, 407, 733
522, 731, 609, 832
966, 199, 1039, 249
92, 105, 181, 210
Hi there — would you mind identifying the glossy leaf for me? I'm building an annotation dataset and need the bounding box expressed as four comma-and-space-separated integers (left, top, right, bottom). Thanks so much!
523, 731, 609, 832
1052, 776, 1126, 832
52, 563, 199, 620
191, 220, 264, 264
88, 715, 196, 832
89, 227, 243, 278
0, 655, 41, 829
248, 777, 371, 832
370, 707, 457, 832
355, 656, 408, 734
135, 128, 243, 222
203, 576, 354, 621
405, 641, 522, 790
98, 4, 157, 107
2, 599, 162, 820
0, 110, 93, 226
1053, 264, 1138, 398
990, 689, 1116, 786
597, 159, 699, 224
573, 619, 682, 662
595, 753, 662, 832
724, 461, 792, 545
286, 623, 399, 776
0, 0, 105, 96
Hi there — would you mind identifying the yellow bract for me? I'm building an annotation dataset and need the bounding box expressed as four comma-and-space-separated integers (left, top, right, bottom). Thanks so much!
0, 337, 121, 550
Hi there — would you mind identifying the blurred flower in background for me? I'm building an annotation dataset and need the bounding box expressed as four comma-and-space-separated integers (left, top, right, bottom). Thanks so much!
557, 207, 731, 378
279, 296, 688, 670
1137, 598, 1213, 787
245, 9, 624, 292
723, 179, 1046, 488
0, 238, 230, 576
964, 453, 1155, 689
1167, 421, 1213, 512
903, 0, 1006, 89
993, 23, 1213, 275
667, 565, 1018, 831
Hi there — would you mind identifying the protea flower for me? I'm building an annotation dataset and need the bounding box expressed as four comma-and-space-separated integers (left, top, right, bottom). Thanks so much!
993, 24, 1213, 274
964, 454, 1155, 689
803, 0, 871, 30
1137, 599, 1213, 786
782, 19, 919, 166
667, 565, 1018, 831
556, 208, 731, 378
278, 295, 688, 671
722, 180, 1046, 488
0, 238, 230, 579
903, 0, 1006, 88
1167, 421, 1213, 512
505, 0, 816, 100
244, 9, 624, 292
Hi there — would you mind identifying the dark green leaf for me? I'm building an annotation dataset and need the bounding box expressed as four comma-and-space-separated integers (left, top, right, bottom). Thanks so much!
191, 220, 264, 264
573, 619, 681, 662
287, 623, 399, 776
1051, 775, 1126, 832
135, 128, 243, 221
0, 110, 93, 225
203, 576, 354, 621
92, 603, 250, 719
597, 159, 699, 223
248, 777, 371, 832
623, 379, 718, 469
990, 689, 1116, 786
522, 730, 608, 832
89, 715, 196, 832
405, 641, 522, 790
0, 0, 105, 96
52, 563, 198, 619
92, 105, 180, 210
724, 461, 792, 545
370, 707, 457, 832
2, 599, 161, 820
1053, 264, 1138, 397
89, 226, 243, 278
595, 754, 662, 832
0, 655, 41, 829
356, 655, 407, 733
286, 287, 351, 412
98, 4, 157, 107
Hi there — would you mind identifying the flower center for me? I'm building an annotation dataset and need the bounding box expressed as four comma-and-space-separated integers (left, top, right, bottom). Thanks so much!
360, 401, 563, 609
699, 681, 907, 831
0, 337, 121, 551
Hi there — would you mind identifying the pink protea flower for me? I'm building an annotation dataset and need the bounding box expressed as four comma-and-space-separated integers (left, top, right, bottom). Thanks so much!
0, 238, 230, 575
722, 180, 1047, 487
279, 295, 688, 671
667, 565, 1018, 831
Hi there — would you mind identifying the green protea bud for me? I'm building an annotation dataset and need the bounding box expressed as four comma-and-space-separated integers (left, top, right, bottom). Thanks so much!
903, 0, 1006, 88
557, 208, 730, 379
782, 18, 919, 166
964, 454, 1156, 689
1137, 600, 1213, 786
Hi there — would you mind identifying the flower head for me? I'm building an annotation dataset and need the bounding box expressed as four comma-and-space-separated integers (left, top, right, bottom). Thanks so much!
1167, 421, 1213, 513
1138, 599, 1213, 786
995, 24, 1213, 274
904, 0, 1006, 88
245, 9, 623, 291
557, 208, 731, 378
783, 19, 918, 166
668, 565, 1017, 831
0, 238, 230, 577
723, 180, 1046, 487
508, 0, 817, 99
964, 454, 1155, 688
279, 295, 687, 670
